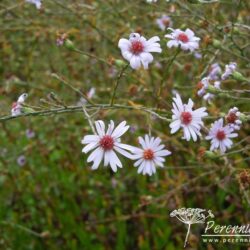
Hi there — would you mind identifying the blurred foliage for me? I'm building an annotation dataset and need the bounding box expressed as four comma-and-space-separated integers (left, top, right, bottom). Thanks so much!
0, 0, 249, 249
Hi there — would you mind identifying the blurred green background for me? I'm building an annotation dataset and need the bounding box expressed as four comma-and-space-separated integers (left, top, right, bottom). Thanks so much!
0, 0, 249, 249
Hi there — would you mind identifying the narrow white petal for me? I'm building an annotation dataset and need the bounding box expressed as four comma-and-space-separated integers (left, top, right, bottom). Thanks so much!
82, 142, 99, 153
95, 120, 105, 137
81, 135, 99, 144
87, 147, 103, 163
112, 121, 129, 138
114, 146, 134, 159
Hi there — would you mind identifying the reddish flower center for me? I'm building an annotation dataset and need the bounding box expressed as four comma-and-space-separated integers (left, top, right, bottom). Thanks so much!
130, 41, 144, 55
216, 130, 226, 141
163, 19, 170, 27
226, 112, 237, 124
181, 112, 192, 125
177, 33, 189, 43
99, 135, 114, 150
143, 149, 154, 160
197, 81, 203, 90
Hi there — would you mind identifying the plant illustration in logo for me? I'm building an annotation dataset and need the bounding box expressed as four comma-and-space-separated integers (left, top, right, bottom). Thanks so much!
170, 208, 214, 247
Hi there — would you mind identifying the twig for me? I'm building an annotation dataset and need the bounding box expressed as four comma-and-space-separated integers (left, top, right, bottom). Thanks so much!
51, 73, 95, 105
82, 106, 96, 134
110, 64, 129, 106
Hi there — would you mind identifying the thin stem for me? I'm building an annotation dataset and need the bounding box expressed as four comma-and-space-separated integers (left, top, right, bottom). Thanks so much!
82, 107, 96, 134
72, 48, 111, 66
1, 103, 248, 123
158, 49, 180, 98
51, 73, 95, 105
110, 64, 129, 106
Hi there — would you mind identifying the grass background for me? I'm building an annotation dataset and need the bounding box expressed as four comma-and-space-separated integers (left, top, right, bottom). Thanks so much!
0, 0, 249, 249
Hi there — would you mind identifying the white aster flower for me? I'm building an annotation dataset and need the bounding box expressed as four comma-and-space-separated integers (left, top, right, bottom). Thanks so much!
81, 120, 134, 172
221, 62, 237, 80
170, 94, 208, 141
11, 102, 22, 116
208, 63, 221, 80
118, 33, 162, 70
165, 28, 200, 52
25, 0, 42, 9
226, 107, 242, 131
156, 15, 173, 31
132, 135, 171, 176
11, 93, 28, 116
206, 118, 238, 153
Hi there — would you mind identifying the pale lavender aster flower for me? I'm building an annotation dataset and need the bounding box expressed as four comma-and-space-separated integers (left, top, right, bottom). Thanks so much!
156, 15, 173, 31
194, 52, 202, 59
17, 155, 26, 167
118, 33, 162, 69
26, 129, 35, 139
221, 62, 237, 80
132, 135, 171, 176
170, 94, 208, 141
206, 118, 238, 153
208, 63, 221, 80
165, 28, 200, 52
81, 120, 134, 172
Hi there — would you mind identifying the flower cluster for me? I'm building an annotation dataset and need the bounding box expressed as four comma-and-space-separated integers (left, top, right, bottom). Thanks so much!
197, 77, 221, 103
10, 23, 245, 174
81, 92, 243, 174
197, 61, 238, 103
81, 120, 171, 175
208, 63, 222, 80
222, 62, 237, 80
225, 107, 242, 131
118, 29, 200, 70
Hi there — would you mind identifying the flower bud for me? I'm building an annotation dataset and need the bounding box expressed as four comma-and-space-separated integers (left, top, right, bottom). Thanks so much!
64, 39, 75, 50
232, 71, 249, 82
114, 59, 126, 67
204, 151, 217, 159
207, 84, 220, 94
22, 107, 35, 113
212, 39, 222, 49
239, 113, 250, 122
